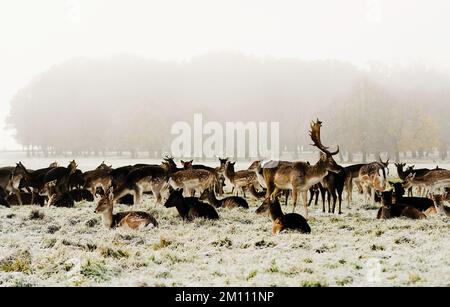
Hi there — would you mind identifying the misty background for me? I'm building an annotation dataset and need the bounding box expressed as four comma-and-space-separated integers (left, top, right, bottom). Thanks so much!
1, 0, 450, 162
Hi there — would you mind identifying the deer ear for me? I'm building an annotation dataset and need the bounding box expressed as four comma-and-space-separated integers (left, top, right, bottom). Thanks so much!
189, 160, 193, 163
108, 188, 114, 200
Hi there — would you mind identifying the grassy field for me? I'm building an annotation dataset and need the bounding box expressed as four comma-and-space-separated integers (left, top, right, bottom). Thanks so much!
0, 192, 449, 287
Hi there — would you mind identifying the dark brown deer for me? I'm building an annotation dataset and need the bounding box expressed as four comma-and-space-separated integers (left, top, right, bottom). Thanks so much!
377, 191, 426, 220
263, 119, 340, 218
199, 188, 249, 209
42, 160, 78, 195
164, 188, 219, 220
319, 166, 346, 214
256, 197, 311, 234
389, 181, 434, 212
95, 188, 158, 229
395, 163, 413, 196
113, 165, 169, 205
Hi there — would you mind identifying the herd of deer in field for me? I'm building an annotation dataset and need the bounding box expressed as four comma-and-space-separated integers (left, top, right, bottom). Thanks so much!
0, 120, 449, 235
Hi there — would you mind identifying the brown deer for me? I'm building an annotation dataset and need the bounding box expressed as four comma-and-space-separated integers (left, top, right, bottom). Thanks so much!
199, 188, 249, 209
343, 164, 366, 207
256, 197, 311, 234
168, 168, 217, 197
181, 159, 224, 196
113, 165, 168, 205
223, 161, 259, 197
263, 119, 340, 218
83, 163, 113, 198
95, 188, 158, 229
164, 188, 219, 220
359, 160, 388, 205
403, 171, 450, 196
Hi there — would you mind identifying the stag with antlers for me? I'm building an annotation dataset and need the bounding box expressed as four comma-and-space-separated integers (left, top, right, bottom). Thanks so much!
263, 119, 341, 219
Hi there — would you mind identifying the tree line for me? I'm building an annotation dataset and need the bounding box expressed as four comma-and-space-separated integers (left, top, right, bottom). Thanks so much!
7, 53, 450, 161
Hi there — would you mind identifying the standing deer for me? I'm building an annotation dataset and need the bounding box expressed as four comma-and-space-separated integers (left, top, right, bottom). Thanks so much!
113, 165, 169, 205
395, 163, 414, 196
168, 168, 217, 197
263, 119, 340, 218
223, 161, 259, 197
359, 160, 388, 205
403, 171, 450, 196
343, 164, 366, 207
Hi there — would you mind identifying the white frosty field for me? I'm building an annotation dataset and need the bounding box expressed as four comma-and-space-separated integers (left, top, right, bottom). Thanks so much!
0, 192, 449, 287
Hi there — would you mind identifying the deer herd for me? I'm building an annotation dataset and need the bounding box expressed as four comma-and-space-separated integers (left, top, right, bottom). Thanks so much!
0, 119, 448, 235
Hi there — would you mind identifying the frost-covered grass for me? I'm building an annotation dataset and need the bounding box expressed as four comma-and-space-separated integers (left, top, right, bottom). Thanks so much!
0, 194, 449, 287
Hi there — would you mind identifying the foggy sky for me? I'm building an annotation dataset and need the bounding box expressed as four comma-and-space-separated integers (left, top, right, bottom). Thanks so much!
1, 0, 450, 149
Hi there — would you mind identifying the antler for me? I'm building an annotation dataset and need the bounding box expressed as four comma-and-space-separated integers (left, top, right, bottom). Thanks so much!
309, 119, 339, 156
163, 155, 174, 161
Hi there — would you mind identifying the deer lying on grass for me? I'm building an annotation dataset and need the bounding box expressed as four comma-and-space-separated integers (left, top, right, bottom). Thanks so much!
6, 192, 46, 207
222, 161, 259, 197
389, 181, 434, 213
403, 171, 450, 196
200, 188, 249, 209
95, 188, 158, 229
377, 191, 426, 220
256, 197, 311, 234
113, 165, 168, 205
263, 119, 341, 218
359, 159, 389, 205
164, 188, 219, 220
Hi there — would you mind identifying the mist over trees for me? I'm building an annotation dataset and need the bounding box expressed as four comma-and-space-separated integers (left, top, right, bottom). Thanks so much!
7, 52, 450, 161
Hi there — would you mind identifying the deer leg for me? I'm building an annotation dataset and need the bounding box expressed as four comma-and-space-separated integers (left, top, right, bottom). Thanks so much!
285, 190, 289, 206
291, 187, 298, 213
301, 191, 308, 219
370, 187, 376, 205
338, 190, 343, 215
270, 187, 281, 202
134, 185, 143, 205
320, 188, 326, 213
314, 189, 320, 206
345, 178, 352, 208
308, 189, 314, 207
331, 189, 337, 214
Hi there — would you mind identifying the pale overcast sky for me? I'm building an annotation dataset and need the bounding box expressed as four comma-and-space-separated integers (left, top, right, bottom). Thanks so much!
1, 0, 450, 149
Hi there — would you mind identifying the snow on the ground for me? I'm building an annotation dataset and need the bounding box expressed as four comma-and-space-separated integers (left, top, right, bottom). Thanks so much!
0, 192, 449, 287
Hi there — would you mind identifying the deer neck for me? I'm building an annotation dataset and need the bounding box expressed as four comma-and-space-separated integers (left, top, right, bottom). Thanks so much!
101, 207, 114, 228
225, 167, 235, 182
206, 193, 221, 207
311, 159, 329, 180
269, 202, 284, 221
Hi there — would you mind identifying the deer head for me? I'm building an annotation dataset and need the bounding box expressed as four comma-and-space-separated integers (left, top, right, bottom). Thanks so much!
181, 160, 194, 169
95, 187, 114, 213
68, 160, 78, 174
402, 173, 416, 190
309, 119, 340, 173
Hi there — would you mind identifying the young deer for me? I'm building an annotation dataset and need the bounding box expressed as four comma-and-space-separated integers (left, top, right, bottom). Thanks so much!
199, 189, 249, 209
164, 188, 219, 220
181, 159, 224, 196
95, 188, 158, 229
256, 197, 311, 234
263, 119, 341, 218
222, 161, 259, 198
359, 161, 388, 205
319, 166, 346, 214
